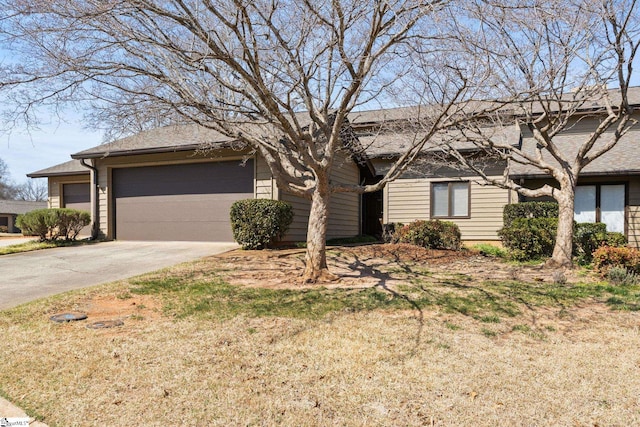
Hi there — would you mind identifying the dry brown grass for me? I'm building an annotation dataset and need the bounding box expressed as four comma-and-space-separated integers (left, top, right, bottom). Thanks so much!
1, 245, 639, 426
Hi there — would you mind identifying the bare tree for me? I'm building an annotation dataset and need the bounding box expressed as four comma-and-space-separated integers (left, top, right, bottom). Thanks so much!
0, 158, 17, 199
0, 0, 480, 281
427, 0, 640, 267
14, 179, 48, 201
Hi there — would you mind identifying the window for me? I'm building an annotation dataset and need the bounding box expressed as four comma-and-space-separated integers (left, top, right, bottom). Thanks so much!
574, 184, 625, 233
431, 181, 469, 218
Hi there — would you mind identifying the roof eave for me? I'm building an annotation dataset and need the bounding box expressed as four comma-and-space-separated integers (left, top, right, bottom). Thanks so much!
27, 170, 90, 178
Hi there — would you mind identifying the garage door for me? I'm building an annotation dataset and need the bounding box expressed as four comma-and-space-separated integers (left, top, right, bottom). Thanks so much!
63, 183, 91, 212
112, 160, 254, 241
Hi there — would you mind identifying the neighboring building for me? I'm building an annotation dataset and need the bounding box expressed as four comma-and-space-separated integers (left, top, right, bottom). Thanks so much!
27, 159, 91, 212
29, 88, 640, 245
0, 200, 47, 233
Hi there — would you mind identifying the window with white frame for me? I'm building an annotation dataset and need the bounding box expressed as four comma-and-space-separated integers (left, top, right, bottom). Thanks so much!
431, 181, 470, 218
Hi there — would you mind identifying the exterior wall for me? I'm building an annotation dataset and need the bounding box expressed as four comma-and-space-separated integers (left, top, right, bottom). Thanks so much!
384, 177, 511, 241
93, 150, 252, 239
47, 174, 90, 209
280, 154, 361, 242
255, 155, 277, 199
89, 149, 360, 242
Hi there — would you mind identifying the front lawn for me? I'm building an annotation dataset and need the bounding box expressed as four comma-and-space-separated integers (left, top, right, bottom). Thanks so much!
0, 244, 639, 426
0, 239, 92, 255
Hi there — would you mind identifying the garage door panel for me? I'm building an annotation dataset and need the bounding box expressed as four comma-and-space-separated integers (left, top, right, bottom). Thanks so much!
113, 161, 254, 242
63, 183, 91, 212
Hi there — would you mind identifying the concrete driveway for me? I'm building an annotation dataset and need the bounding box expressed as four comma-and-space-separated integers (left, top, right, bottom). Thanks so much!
0, 241, 238, 310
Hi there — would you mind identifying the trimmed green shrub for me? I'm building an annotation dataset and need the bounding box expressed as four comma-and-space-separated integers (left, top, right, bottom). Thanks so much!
573, 222, 607, 262
16, 208, 90, 241
16, 209, 57, 241
503, 202, 558, 227
230, 199, 294, 250
391, 220, 461, 250
593, 246, 640, 274
56, 209, 91, 241
498, 217, 558, 261
606, 232, 627, 247
573, 223, 627, 262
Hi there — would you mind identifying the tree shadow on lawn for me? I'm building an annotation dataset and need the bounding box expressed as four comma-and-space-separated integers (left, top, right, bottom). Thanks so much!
330, 249, 640, 344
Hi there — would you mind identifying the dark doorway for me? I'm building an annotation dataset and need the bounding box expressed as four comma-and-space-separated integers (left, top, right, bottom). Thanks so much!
361, 176, 383, 238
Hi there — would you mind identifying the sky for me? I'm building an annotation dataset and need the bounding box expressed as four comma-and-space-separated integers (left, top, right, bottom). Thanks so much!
0, 120, 103, 185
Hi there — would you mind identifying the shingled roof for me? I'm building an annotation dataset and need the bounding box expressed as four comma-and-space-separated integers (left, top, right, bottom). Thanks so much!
70, 125, 241, 159
27, 159, 89, 178
23, 86, 638, 177
0, 200, 47, 214
510, 120, 640, 178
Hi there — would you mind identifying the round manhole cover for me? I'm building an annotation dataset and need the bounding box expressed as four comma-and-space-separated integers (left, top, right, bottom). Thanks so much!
86, 320, 124, 329
50, 312, 88, 323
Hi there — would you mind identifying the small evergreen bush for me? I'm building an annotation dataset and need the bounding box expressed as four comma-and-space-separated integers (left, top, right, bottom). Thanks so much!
573, 222, 607, 262
605, 232, 627, 247
503, 202, 558, 227
230, 199, 294, 250
391, 220, 461, 250
498, 217, 558, 261
16, 208, 90, 241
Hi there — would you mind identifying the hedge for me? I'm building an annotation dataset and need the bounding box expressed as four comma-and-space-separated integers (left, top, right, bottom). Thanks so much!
230, 199, 294, 249
16, 208, 90, 241
503, 201, 558, 227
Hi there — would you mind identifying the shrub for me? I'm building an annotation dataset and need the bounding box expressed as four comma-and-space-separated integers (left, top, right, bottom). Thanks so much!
498, 217, 558, 261
230, 199, 294, 250
606, 266, 639, 286
55, 209, 91, 241
573, 222, 607, 261
0, 225, 8, 233
503, 202, 558, 227
15, 208, 90, 241
592, 246, 640, 274
606, 232, 627, 247
16, 209, 56, 241
391, 220, 461, 250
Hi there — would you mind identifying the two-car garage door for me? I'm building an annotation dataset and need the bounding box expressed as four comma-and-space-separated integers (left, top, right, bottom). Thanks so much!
112, 160, 254, 241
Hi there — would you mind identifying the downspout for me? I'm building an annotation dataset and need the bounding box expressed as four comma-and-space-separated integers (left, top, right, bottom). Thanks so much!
80, 158, 100, 240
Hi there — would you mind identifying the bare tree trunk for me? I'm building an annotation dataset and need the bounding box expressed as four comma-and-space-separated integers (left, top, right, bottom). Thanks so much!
549, 186, 575, 268
302, 176, 338, 283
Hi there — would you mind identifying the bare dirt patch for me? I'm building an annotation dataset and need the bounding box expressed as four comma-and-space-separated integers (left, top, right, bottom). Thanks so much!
214, 243, 596, 289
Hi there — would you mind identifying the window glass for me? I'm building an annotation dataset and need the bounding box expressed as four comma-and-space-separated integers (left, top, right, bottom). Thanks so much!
574, 185, 596, 223
451, 182, 469, 217
432, 183, 449, 217
601, 184, 625, 233
432, 182, 469, 217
